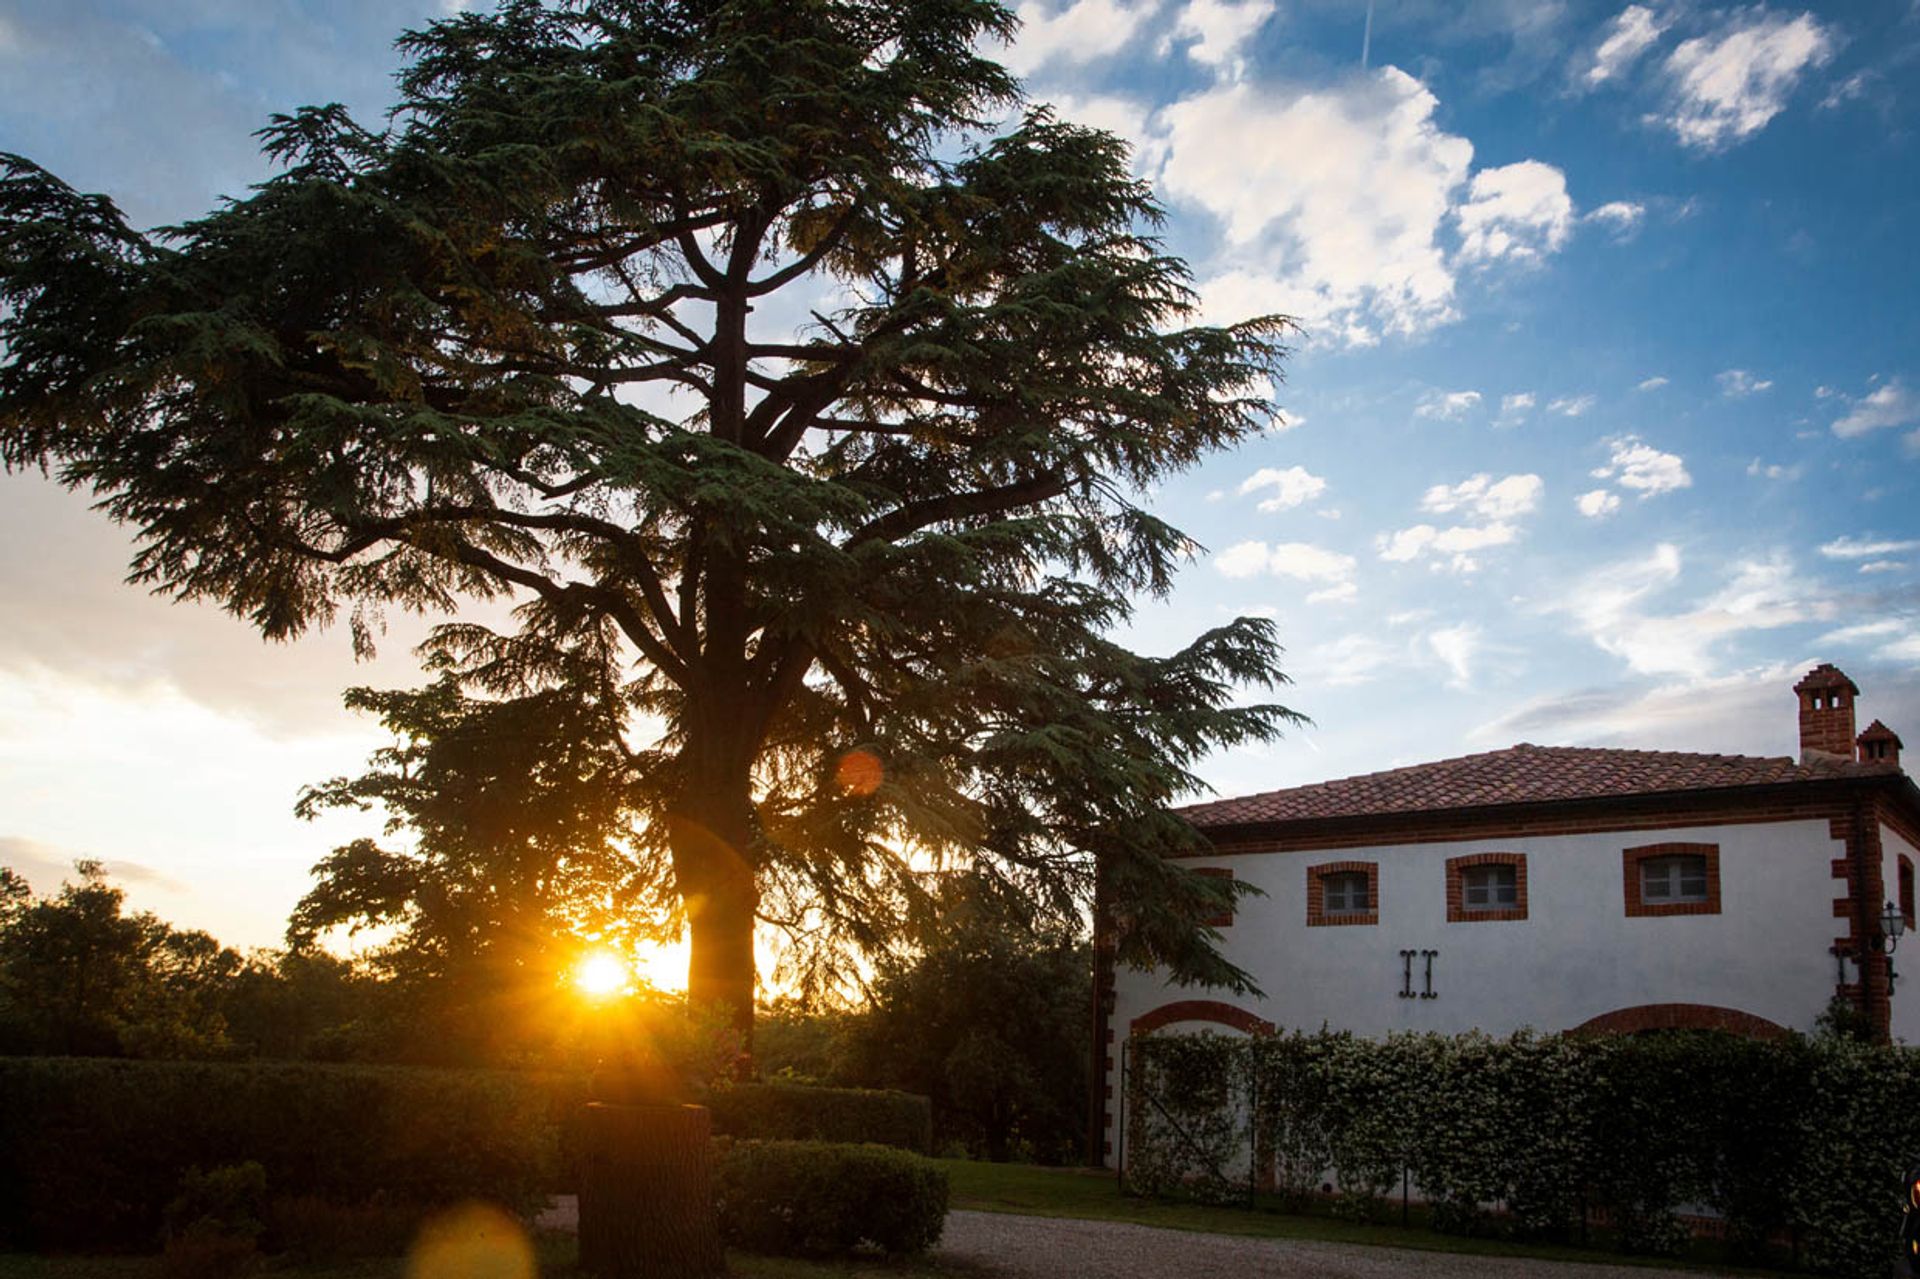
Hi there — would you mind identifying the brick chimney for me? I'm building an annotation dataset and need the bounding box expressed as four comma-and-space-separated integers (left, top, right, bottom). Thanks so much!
1794, 664, 1859, 763
1857, 719, 1903, 769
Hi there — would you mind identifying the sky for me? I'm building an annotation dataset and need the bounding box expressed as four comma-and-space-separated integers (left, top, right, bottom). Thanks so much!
2, 0, 1919, 962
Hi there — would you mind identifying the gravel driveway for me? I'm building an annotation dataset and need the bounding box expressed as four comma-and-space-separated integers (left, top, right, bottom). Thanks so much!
936, 1210, 1736, 1278
538, 1198, 1737, 1277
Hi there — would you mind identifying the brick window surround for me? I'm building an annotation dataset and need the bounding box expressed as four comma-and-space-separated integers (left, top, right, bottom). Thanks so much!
1194, 866, 1234, 928
1307, 860, 1378, 927
1622, 842, 1721, 917
1446, 852, 1528, 923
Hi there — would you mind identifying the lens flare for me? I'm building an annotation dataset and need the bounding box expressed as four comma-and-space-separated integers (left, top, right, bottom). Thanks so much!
406, 1203, 532, 1279
833, 748, 884, 796
575, 950, 630, 998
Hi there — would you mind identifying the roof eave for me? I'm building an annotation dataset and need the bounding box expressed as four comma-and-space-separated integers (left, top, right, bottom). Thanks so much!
1184, 771, 1920, 848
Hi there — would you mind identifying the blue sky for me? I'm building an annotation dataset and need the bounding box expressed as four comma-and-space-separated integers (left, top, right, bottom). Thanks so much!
1, 0, 1918, 956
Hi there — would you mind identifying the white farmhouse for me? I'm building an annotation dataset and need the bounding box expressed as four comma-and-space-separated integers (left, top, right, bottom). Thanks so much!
1093, 664, 1920, 1164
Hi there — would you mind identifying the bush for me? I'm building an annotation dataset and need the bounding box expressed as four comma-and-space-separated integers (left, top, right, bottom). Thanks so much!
165, 1163, 268, 1244
1124, 1028, 1920, 1275
714, 1140, 947, 1257
0, 1058, 554, 1250
706, 1081, 932, 1153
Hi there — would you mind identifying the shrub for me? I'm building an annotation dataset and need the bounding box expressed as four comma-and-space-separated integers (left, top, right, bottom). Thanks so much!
714, 1140, 947, 1257
0, 1058, 553, 1250
165, 1163, 268, 1244
706, 1081, 932, 1153
1124, 1027, 1920, 1275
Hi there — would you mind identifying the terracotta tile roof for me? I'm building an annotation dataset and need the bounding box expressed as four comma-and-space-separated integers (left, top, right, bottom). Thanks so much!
1179, 743, 1892, 829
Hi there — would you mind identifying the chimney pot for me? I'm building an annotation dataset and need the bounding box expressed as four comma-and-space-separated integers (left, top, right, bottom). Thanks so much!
1793, 664, 1860, 764
1858, 719, 1904, 769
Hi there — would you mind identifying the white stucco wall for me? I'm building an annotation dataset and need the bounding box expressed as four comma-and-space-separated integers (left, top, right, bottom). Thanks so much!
1883, 822, 1920, 1045
1112, 817, 1846, 1063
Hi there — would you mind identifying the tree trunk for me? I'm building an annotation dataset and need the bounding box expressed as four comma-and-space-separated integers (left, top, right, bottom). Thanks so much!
577, 1102, 724, 1279
669, 790, 760, 1058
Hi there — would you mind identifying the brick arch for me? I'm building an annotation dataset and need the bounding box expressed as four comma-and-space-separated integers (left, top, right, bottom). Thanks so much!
1570, 1003, 1788, 1042
1131, 999, 1275, 1037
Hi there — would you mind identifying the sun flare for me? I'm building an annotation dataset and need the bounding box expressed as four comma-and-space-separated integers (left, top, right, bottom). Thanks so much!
574, 950, 631, 999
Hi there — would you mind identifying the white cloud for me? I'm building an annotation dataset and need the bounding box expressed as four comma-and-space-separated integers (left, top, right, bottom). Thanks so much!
1470, 662, 1813, 753
1746, 458, 1799, 481
1004, 0, 1162, 76
1237, 465, 1328, 511
1819, 535, 1920, 560
1832, 378, 1920, 438
1592, 436, 1691, 497
1500, 392, 1536, 419
1166, 0, 1273, 76
1859, 561, 1906, 575
1548, 544, 1828, 677
1583, 5, 1669, 88
1376, 521, 1520, 573
1548, 395, 1597, 417
1818, 618, 1909, 646
1421, 473, 1544, 520
1658, 10, 1835, 150
1306, 634, 1402, 687
1174, 68, 1474, 344
1428, 623, 1483, 688
1820, 71, 1874, 112
1415, 389, 1483, 420
1717, 368, 1774, 397
1637, 376, 1670, 391
1216, 540, 1273, 578
1586, 200, 1647, 238
1306, 581, 1358, 605
1215, 539, 1357, 584
1455, 160, 1575, 264
1577, 489, 1623, 519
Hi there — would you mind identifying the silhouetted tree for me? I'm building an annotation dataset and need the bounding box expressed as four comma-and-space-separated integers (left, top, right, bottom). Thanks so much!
0, 0, 1298, 1037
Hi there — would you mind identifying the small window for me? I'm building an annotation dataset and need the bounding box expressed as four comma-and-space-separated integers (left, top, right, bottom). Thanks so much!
1462, 864, 1518, 910
1323, 871, 1371, 915
1901, 855, 1915, 930
1640, 854, 1709, 904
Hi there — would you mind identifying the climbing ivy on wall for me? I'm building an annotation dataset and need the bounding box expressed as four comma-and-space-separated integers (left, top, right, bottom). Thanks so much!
1123, 1028, 1920, 1275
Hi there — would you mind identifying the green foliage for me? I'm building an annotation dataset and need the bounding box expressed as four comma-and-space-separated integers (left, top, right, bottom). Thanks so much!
164, 1164, 268, 1245
0, 862, 241, 1059
707, 1082, 932, 1153
0, 0, 1299, 1016
289, 669, 674, 1064
0, 1058, 553, 1250
715, 1141, 947, 1257
837, 876, 1089, 1162
1125, 1028, 1920, 1275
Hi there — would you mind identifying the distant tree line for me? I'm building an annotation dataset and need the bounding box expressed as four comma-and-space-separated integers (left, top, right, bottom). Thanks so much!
0, 859, 1090, 1162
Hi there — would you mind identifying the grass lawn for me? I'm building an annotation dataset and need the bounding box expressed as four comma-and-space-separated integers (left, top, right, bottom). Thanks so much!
939, 1158, 1791, 1274
0, 1237, 967, 1279
0, 1163, 1796, 1278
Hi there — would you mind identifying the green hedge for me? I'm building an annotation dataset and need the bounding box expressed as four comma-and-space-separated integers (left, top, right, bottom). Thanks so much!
1125, 1029, 1920, 1276
705, 1081, 932, 1153
714, 1140, 947, 1256
0, 1058, 554, 1249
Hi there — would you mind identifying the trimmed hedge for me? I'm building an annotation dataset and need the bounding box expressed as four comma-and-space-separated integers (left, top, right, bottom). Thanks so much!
706, 1081, 932, 1153
1125, 1029, 1920, 1276
0, 1058, 553, 1249
714, 1140, 947, 1256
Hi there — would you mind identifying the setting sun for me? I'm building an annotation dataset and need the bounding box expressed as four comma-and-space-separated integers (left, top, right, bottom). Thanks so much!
574, 951, 631, 999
